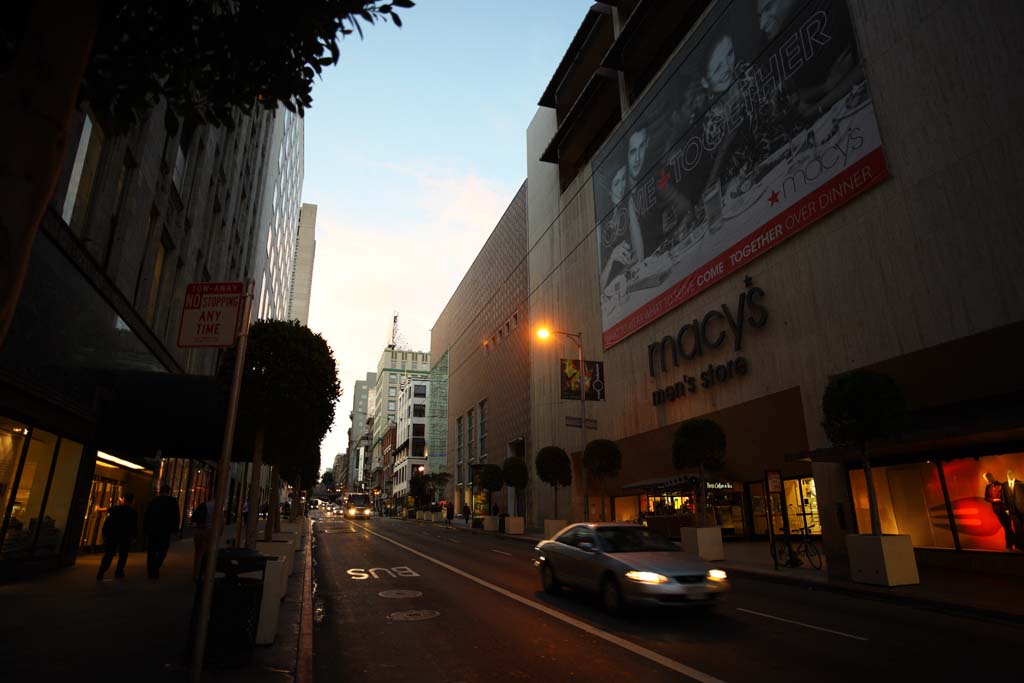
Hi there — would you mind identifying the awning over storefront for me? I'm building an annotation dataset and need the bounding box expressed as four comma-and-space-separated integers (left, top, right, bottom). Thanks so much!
621, 475, 688, 493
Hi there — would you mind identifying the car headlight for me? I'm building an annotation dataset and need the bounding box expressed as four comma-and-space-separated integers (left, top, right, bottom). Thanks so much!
624, 570, 669, 584
363, 509, 371, 515
348, 508, 357, 515
707, 569, 728, 581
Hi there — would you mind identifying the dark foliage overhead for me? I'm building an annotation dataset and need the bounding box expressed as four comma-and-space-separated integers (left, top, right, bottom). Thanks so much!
535, 446, 571, 488
0, 1, 414, 134
672, 419, 726, 472
583, 439, 622, 479
822, 370, 907, 449
502, 456, 529, 491
478, 464, 504, 494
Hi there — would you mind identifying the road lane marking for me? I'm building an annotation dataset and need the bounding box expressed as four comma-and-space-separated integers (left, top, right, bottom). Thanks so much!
735, 608, 869, 641
352, 522, 728, 683
490, 549, 513, 556
447, 538, 461, 544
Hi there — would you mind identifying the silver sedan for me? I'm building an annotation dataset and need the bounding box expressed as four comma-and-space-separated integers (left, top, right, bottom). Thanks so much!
534, 523, 729, 614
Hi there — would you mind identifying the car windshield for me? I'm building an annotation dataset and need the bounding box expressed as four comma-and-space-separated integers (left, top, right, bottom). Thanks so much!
595, 527, 678, 553
348, 494, 369, 507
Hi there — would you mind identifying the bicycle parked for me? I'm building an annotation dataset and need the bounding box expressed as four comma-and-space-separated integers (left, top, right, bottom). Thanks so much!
770, 525, 822, 570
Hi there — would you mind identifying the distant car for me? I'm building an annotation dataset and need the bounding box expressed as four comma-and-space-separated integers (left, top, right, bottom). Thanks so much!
534, 523, 729, 615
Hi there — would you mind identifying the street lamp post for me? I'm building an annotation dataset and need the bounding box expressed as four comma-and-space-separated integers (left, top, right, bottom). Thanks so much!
537, 327, 589, 522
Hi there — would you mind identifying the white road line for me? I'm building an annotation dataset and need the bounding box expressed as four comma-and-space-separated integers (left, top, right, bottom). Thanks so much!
490, 549, 513, 556
352, 522, 728, 683
735, 608, 869, 641
447, 538, 461, 544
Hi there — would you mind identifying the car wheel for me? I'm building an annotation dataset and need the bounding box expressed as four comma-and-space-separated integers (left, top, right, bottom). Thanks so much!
541, 563, 561, 595
600, 576, 624, 616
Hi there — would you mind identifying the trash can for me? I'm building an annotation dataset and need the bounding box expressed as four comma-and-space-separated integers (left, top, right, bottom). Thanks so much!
193, 548, 269, 670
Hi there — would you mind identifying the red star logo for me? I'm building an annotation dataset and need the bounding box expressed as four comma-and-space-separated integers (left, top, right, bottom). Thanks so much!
768, 190, 780, 206
657, 168, 670, 191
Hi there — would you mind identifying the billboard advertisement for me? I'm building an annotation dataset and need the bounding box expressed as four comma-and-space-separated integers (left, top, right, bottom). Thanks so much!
595, 0, 887, 348
560, 359, 606, 401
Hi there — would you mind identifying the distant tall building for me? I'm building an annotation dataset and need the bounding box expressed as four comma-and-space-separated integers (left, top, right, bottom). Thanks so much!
345, 372, 376, 492
288, 203, 316, 324
372, 347, 430, 445
253, 108, 305, 321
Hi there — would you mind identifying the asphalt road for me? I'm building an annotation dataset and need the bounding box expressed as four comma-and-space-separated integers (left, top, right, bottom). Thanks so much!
313, 515, 1022, 683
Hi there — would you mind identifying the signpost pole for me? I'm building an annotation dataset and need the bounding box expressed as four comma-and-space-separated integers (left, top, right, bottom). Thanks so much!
765, 472, 778, 571
190, 282, 252, 683
578, 334, 588, 522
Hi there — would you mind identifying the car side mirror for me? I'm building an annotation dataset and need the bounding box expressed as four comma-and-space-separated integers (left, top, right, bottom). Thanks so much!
578, 541, 596, 553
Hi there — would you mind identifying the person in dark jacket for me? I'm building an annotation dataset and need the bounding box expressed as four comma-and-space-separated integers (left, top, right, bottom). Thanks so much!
144, 485, 181, 578
97, 493, 138, 580
445, 502, 454, 527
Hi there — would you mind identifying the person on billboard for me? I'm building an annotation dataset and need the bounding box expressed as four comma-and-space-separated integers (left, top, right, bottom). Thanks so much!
600, 166, 641, 295
984, 473, 1015, 551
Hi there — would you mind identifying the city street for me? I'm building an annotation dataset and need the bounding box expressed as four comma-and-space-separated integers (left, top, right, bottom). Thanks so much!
313, 515, 1024, 683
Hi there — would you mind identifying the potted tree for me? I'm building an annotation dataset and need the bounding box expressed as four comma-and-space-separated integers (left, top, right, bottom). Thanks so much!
479, 464, 504, 531
822, 370, 917, 586
583, 439, 622, 521
535, 446, 571, 538
672, 418, 726, 560
502, 456, 529, 534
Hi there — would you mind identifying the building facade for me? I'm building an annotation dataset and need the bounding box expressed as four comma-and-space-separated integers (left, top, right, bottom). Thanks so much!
524, 0, 1024, 578
430, 183, 531, 515
392, 376, 430, 508
0, 98, 281, 579
287, 202, 317, 325
345, 372, 376, 493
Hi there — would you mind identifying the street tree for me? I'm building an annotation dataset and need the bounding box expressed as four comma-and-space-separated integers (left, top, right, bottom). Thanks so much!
0, 1, 414, 345
672, 419, 726, 527
479, 464, 504, 514
535, 446, 571, 519
220, 319, 340, 546
822, 370, 907, 535
583, 439, 622, 521
320, 470, 336, 492
502, 456, 529, 517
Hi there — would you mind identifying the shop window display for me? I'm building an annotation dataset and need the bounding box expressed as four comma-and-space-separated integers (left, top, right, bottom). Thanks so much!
850, 462, 955, 549
1, 429, 58, 559
0, 419, 29, 527
940, 453, 1024, 552
31, 438, 83, 557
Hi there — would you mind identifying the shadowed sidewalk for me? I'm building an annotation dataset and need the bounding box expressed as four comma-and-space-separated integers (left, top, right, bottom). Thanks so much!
0, 532, 304, 682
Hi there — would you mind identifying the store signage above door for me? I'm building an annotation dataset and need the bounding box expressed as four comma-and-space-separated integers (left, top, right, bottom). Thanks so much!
647, 279, 767, 406
177, 282, 245, 348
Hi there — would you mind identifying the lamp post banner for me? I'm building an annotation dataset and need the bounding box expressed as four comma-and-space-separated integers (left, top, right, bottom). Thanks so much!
560, 359, 605, 401
593, 0, 887, 349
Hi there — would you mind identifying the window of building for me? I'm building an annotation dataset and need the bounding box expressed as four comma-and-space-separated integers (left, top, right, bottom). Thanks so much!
389, 374, 397, 384
511, 311, 519, 328
387, 401, 396, 411
466, 409, 476, 461
388, 387, 396, 398
62, 112, 105, 231
413, 404, 426, 418
413, 424, 425, 437
478, 400, 487, 459
505, 320, 511, 337
413, 384, 427, 398
456, 417, 464, 464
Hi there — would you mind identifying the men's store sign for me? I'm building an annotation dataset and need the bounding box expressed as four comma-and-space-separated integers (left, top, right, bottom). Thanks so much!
648, 281, 767, 406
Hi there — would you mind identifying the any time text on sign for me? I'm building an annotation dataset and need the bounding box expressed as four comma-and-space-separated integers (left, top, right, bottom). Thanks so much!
177, 282, 244, 348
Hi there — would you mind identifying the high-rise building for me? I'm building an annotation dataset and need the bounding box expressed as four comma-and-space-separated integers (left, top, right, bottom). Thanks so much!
287, 203, 317, 324
372, 347, 430, 445
253, 109, 304, 321
0, 99, 280, 579
392, 375, 430, 505
345, 372, 376, 492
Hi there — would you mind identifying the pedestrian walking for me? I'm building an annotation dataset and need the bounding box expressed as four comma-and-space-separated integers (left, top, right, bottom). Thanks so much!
143, 484, 180, 579
191, 493, 215, 581
462, 503, 471, 526
96, 493, 138, 580
446, 502, 454, 527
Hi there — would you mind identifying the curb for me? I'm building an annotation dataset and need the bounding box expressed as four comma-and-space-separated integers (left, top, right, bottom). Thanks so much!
295, 519, 314, 683
723, 566, 1023, 624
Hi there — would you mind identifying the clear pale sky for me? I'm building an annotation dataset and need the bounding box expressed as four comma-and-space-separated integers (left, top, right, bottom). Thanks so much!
304, 1, 592, 474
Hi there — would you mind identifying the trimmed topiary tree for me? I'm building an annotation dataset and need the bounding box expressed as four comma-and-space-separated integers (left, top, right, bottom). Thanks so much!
672, 419, 726, 527
583, 439, 622, 521
822, 370, 907, 535
535, 446, 571, 519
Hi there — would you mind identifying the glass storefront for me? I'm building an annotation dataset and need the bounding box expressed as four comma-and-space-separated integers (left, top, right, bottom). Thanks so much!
850, 452, 1024, 552
0, 420, 85, 561
749, 477, 821, 537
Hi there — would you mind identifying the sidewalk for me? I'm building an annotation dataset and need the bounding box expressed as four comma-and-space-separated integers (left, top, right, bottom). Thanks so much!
0, 526, 310, 682
412, 516, 1023, 623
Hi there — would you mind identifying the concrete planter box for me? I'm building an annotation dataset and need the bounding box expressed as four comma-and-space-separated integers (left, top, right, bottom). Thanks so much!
544, 520, 568, 539
254, 540, 293, 578
239, 554, 287, 645
681, 526, 725, 561
431, 511, 445, 522
505, 516, 525, 535
846, 534, 920, 586
483, 515, 500, 532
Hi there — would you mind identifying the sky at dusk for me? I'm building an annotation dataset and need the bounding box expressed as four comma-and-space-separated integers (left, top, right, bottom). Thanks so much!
303, 1, 592, 474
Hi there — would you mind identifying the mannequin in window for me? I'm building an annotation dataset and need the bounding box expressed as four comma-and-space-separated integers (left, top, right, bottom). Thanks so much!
1004, 470, 1024, 551
984, 473, 1014, 551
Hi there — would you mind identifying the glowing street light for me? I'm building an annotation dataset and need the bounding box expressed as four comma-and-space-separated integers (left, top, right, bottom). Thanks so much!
535, 326, 590, 521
